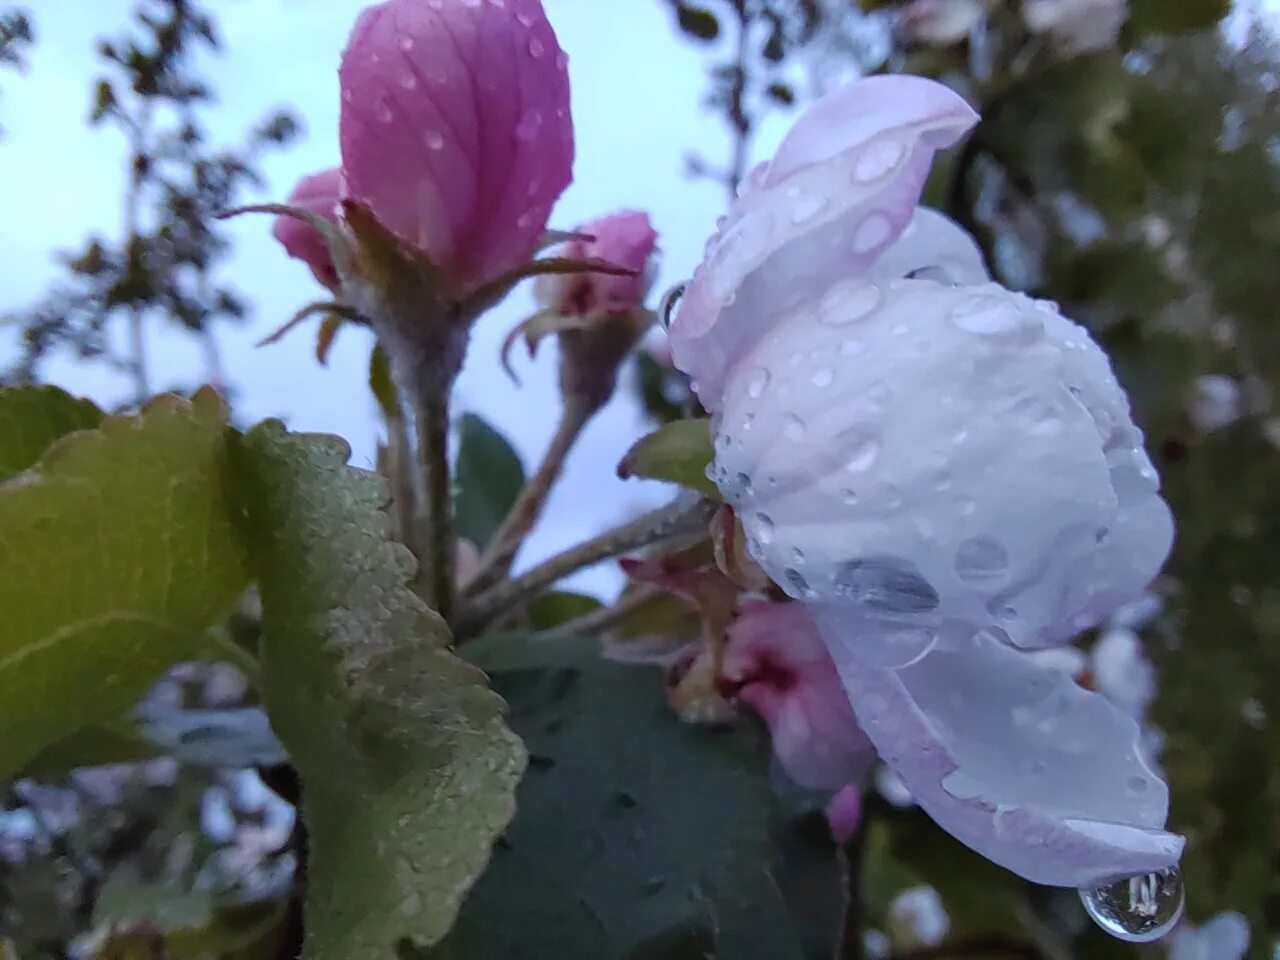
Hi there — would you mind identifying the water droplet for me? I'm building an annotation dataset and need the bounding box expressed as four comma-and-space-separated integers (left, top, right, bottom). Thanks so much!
791, 547, 805, 562
1079, 868, 1184, 943
747, 367, 771, 399
812, 367, 834, 388
516, 109, 542, 142
819, 281, 880, 324
741, 412, 754, 432
854, 139, 906, 182
940, 770, 984, 801
954, 537, 1010, 584
517, 210, 538, 229
853, 213, 893, 253
785, 568, 812, 597
425, 129, 444, 151
840, 429, 880, 473
399, 36, 416, 51
834, 556, 940, 613
841, 488, 858, 505
784, 414, 807, 440
529, 37, 545, 58
1126, 775, 1148, 794
892, 323, 908, 337
555, 51, 569, 71
735, 472, 753, 497
400, 72, 418, 90
756, 513, 774, 544
1110, 460, 1158, 506
789, 192, 825, 224
374, 99, 395, 124
952, 427, 970, 445
659, 282, 687, 330
342, 89, 354, 103
841, 338, 865, 356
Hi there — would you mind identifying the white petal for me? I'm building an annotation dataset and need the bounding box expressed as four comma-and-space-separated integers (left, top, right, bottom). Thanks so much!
866, 207, 990, 286
825, 626, 1183, 887
670, 77, 976, 410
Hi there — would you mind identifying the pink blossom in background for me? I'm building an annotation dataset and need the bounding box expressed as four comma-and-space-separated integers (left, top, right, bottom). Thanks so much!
1022, 0, 1127, 55
720, 600, 875, 792
824, 785, 862, 843
272, 168, 342, 291
338, 0, 574, 294
536, 210, 658, 317
670, 73, 1181, 888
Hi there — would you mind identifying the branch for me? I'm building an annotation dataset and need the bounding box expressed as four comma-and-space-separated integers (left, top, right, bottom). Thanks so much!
469, 398, 595, 591
456, 498, 716, 640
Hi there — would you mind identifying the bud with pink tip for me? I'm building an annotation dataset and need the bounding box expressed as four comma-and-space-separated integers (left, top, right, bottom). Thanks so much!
338, 0, 574, 295
536, 210, 658, 318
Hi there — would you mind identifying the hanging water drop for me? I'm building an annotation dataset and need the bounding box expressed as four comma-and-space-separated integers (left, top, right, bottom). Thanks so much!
746, 366, 771, 399
1078, 867, 1184, 943
659, 282, 687, 330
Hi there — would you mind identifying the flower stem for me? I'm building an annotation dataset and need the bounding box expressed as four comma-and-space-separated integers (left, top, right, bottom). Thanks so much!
456, 498, 716, 641
470, 398, 595, 591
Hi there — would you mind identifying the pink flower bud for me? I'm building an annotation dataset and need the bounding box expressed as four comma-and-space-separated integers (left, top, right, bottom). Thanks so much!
536, 210, 659, 317
721, 600, 874, 792
339, 0, 574, 293
272, 168, 342, 291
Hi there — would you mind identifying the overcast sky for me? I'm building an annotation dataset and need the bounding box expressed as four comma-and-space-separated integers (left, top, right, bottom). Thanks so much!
0, 0, 818, 595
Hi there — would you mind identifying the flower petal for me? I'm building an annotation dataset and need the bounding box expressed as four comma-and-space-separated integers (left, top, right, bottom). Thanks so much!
823, 625, 1184, 887
865, 207, 989, 285
1169, 912, 1251, 960
339, 0, 573, 291
272, 168, 343, 290
670, 76, 976, 409
712, 279, 1172, 652
537, 210, 658, 316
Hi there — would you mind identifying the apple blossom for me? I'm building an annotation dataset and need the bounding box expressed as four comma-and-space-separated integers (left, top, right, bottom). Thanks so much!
339, 0, 574, 294
667, 74, 1183, 896
1168, 912, 1250, 960
1022, 0, 1127, 56
898, 0, 986, 46
271, 168, 342, 291
535, 210, 658, 318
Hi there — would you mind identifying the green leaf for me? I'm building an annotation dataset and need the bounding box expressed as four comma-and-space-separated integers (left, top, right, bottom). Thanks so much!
453, 413, 525, 549
1129, 0, 1230, 35
526, 590, 602, 630
617, 418, 719, 499
432, 638, 815, 960
18, 723, 155, 779
0, 390, 249, 776
233, 423, 526, 960
0, 385, 102, 482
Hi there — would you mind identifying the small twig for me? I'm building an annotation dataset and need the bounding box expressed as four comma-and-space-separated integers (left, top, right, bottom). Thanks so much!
530, 584, 664, 642
725, 0, 753, 202
470, 398, 595, 591
456, 498, 716, 640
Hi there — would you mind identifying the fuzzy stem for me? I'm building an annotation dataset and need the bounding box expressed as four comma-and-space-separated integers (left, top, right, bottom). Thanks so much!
471, 397, 595, 591
456, 498, 716, 641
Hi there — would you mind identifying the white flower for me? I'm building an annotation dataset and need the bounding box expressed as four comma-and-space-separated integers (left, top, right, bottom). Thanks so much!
1022, 0, 1128, 56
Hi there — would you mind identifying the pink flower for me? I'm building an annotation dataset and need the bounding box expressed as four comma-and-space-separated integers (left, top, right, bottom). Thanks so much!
272, 168, 342, 291
536, 211, 658, 317
720, 600, 874, 792
339, 0, 574, 294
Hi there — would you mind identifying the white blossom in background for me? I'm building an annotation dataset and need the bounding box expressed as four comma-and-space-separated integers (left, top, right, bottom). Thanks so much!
1189, 374, 1244, 434
1168, 912, 1251, 960
669, 75, 1181, 888
898, 0, 987, 46
888, 886, 950, 948
1022, 0, 1128, 56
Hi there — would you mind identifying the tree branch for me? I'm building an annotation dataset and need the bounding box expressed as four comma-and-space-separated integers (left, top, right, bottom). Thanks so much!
456, 498, 716, 640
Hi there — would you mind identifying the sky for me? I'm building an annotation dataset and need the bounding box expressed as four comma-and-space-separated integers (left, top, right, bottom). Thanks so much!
0, 0, 809, 596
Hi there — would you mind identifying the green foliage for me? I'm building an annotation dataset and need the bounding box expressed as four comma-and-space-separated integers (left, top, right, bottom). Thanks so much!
526, 591, 602, 630
0, 384, 101, 481
0, 388, 249, 776
432, 637, 834, 960
1129, 0, 1232, 35
453, 413, 525, 549
232, 423, 526, 960
618, 418, 719, 499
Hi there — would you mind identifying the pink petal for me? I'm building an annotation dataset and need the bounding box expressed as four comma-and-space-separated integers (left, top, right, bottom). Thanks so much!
669, 76, 976, 409
724, 601, 874, 791
824, 623, 1184, 887
536, 210, 658, 317
339, 0, 574, 292
825, 784, 863, 844
272, 168, 342, 290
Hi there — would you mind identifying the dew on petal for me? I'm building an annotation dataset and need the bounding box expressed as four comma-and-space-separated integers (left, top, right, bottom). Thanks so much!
374, 99, 395, 124
839, 429, 880, 473
398, 36, 416, 51
812, 367, 834, 388
854, 138, 906, 182
747, 368, 768, 399
954, 536, 1010, 584
789, 192, 826, 224
528, 37, 545, 58
833, 556, 940, 613
1079, 868, 1184, 944
820, 282, 882, 327
515, 109, 542, 142
853, 213, 894, 253
399, 72, 418, 90
425, 130, 445, 151
784, 414, 807, 440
